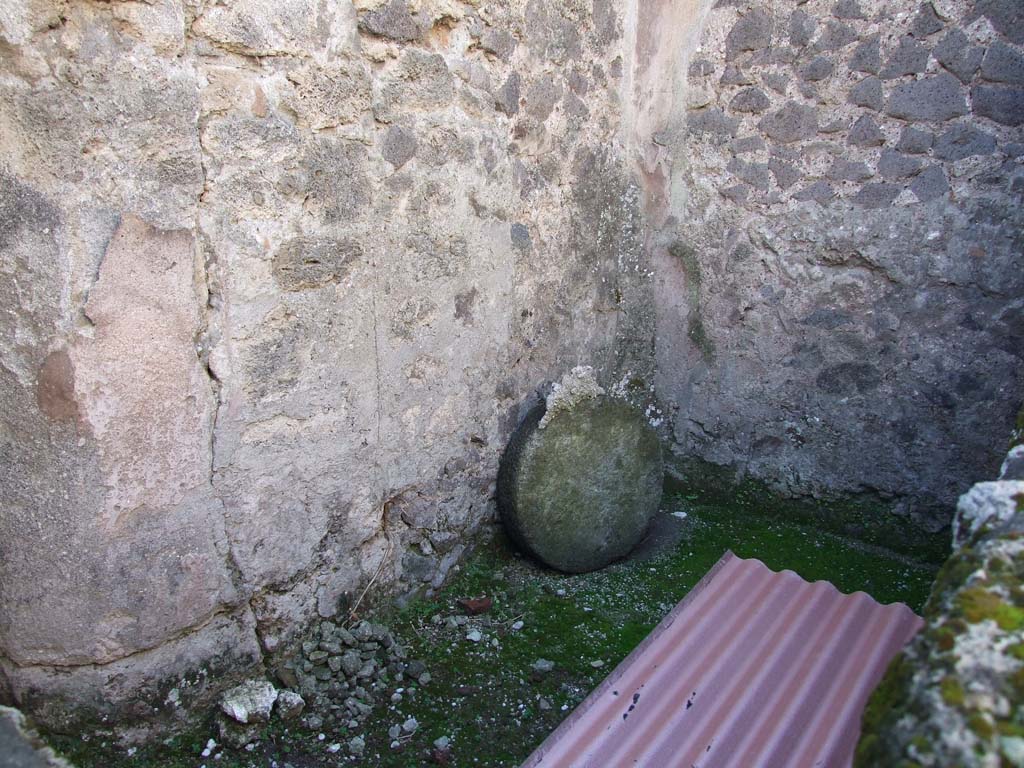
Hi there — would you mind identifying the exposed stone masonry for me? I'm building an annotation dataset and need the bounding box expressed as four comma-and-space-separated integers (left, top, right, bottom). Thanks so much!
647, 0, 1024, 527
0, 0, 1022, 739
0, 0, 653, 735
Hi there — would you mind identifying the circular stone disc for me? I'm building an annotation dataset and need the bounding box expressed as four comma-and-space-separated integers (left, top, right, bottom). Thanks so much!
497, 397, 663, 573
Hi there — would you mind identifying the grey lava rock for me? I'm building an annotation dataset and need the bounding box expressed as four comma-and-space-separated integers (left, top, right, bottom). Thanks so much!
358, 0, 421, 42
217, 716, 260, 749
349, 736, 366, 756
275, 690, 305, 720
220, 680, 279, 724
971, 85, 1024, 126
886, 73, 968, 121
759, 101, 819, 143
497, 367, 663, 573
381, 125, 417, 169
532, 658, 555, 674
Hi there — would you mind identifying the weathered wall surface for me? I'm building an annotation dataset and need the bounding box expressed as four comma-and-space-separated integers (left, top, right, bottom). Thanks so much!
636, 0, 1024, 529
3, 0, 1022, 737
0, 0, 654, 731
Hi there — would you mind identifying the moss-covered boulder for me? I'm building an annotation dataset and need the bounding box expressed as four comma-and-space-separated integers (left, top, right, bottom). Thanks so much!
497, 370, 662, 573
856, 462, 1024, 768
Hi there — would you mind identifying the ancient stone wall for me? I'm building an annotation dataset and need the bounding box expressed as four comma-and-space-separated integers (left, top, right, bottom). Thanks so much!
3, 0, 1023, 737
0, 0, 654, 732
638, 0, 1024, 530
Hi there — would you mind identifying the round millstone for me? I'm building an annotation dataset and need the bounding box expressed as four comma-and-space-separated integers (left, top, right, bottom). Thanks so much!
497, 397, 663, 573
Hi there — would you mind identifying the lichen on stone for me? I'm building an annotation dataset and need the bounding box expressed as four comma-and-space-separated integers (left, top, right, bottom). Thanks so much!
538, 366, 606, 429
856, 446, 1024, 767
953, 481, 1024, 549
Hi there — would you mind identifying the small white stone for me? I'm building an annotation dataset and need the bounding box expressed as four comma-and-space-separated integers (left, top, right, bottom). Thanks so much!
402, 716, 419, 733
326, 743, 341, 753
591, 660, 605, 668
533, 659, 555, 673
220, 680, 279, 724
434, 736, 450, 749
466, 629, 482, 642
511, 620, 524, 631
1001, 737, 1024, 767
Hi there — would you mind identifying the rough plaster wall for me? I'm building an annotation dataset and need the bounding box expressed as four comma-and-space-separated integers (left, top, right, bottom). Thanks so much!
0, 0, 654, 731
637, 0, 1024, 528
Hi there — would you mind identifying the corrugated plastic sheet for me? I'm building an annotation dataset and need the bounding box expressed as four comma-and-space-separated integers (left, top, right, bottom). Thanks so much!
522, 551, 923, 768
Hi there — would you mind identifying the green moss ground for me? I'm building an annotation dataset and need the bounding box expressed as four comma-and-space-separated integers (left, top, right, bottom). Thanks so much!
53, 490, 937, 768
666, 456, 951, 564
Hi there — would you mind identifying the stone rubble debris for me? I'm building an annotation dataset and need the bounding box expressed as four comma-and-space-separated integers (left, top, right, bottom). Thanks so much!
251, 618, 435, 756
219, 680, 279, 724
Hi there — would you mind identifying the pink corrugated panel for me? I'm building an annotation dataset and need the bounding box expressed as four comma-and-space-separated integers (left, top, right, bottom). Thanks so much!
522, 550, 923, 768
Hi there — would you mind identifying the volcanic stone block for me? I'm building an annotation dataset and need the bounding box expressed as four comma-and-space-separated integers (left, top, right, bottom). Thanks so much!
880, 36, 929, 79
848, 115, 885, 146
800, 56, 835, 82
851, 35, 882, 74
897, 126, 934, 154
759, 101, 818, 143
497, 398, 663, 573
933, 123, 996, 161
849, 76, 883, 110
358, 0, 421, 42
878, 150, 923, 179
793, 181, 835, 204
381, 125, 417, 169
886, 73, 967, 121
934, 30, 983, 83
853, 182, 900, 209
912, 2, 943, 36
910, 165, 949, 201
980, 41, 1024, 85
730, 87, 771, 113
789, 10, 816, 48
972, 85, 1024, 126
828, 159, 874, 182
726, 9, 773, 61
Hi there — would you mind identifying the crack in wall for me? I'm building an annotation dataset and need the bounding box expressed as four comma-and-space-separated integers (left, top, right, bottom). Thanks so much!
2, 602, 253, 672
188, 39, 265, 666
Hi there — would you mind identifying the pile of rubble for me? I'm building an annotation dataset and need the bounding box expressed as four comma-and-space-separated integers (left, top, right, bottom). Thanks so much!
219, 619, 431, 754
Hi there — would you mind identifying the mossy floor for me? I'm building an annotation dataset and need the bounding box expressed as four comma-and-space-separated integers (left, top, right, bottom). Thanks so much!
54, 492, 938, 768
